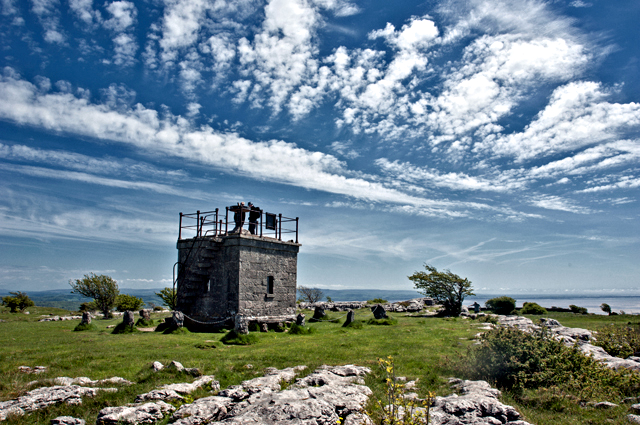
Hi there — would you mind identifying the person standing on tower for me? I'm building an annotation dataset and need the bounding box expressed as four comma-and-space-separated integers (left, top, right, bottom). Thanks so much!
248, 202, 261, 235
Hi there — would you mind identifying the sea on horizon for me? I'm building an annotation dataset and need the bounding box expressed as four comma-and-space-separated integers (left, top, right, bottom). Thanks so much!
467, 294, 640, 315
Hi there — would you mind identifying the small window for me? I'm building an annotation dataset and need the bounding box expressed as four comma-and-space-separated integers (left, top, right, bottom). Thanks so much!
267, 276, 274, 294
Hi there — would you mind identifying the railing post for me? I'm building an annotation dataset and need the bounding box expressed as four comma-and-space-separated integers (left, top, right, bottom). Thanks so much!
215, 208, 219, 236
260, 210, 263, 238
278, 213, 282, 241
178, 212, 183, 240
295, 217, 299, 244
196, 210, 200, 237
225, 207, 229, 235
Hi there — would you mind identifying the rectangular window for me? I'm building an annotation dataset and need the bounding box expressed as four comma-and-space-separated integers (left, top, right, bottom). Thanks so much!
267, 276, 274, 294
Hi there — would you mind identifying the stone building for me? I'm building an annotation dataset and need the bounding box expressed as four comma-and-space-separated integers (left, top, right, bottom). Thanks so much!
175, 207, 300, 326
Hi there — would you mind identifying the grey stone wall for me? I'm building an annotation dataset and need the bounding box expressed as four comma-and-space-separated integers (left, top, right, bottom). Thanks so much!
176, 235, 299, 321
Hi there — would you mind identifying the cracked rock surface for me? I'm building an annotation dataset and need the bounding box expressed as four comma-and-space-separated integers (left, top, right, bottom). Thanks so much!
0, 385, 116, 421
495, 315, 640, 371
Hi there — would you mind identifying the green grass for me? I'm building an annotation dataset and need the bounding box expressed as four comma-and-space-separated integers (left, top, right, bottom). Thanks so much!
0, 307, 638, 424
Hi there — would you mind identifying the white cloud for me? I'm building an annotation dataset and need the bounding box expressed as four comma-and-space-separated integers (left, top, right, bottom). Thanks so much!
529, 195, 592, 214
104, 1, 136, 32
30, 0, 65, 44
488, 82, 640, 161
69, 0, 101, 26
0, 72, 527, 219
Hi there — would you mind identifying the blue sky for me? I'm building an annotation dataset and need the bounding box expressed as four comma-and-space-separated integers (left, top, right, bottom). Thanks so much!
1, 0, 639, 295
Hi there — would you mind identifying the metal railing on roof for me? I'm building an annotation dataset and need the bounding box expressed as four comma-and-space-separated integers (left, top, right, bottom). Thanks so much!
178, 206, 299, 243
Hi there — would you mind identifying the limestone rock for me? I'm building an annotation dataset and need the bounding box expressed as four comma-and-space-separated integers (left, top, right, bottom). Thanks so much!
173, 311, 184, 328
54, 377, 132, 387
51, 416, 86, 425
96, 401, 175, 424
0, 385, 116, 420
296, 313, 305, 326
593, 401, 618, 409
139, 309, 151, 320
135, 376, 219, 402
260, 323, 268, 332
80, 312, 91, 325
312, 306, 327, 322
343, 310, 355, 327
123, 311, 135, 327
628, 414, 640, 424
151, 361, 164, 371
631, 403, 640, 413
371, 304, 388, 319
234, 313, 249, 335
170, 396, 234, 424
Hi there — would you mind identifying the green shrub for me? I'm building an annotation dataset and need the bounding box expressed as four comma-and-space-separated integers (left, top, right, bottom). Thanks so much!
135, 318, 155, 327
153, 306, 165, 311
367, 298, 388, 304
455, 326, 640, 400
79, 301, 97, 312
594, 324, 640, 358
569, 305, 588, 314
485, 296, 516, 315
112, 322, 138, 334
195, 341, 220, 349
220, 330, 258, 345
2, 292, 35, 313
367, 317, 398, 326
342, 320, 364, 329
73, 322, 95, 332
248, 322, 261, 332
521, 302, 547, 315
289, 323, 315, 334
114, 294, 144, 312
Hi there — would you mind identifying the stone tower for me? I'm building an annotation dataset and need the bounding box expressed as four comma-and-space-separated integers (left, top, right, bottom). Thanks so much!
175, 207, 300, 324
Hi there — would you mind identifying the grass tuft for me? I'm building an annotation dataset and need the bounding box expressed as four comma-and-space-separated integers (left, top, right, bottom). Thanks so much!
367, 317, 397, 326
220, 330, 258, 345
111, 323, 138, 334
73, 322, 95, 332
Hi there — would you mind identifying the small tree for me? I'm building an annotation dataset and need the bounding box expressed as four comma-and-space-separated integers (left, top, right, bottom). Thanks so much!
70, 273, 119, 319
521, 302, 547, 315
297, 286, 324, 303
115, 294, 144, 312
569, 304, 588, 314
2, 291, 35, 313
601, 303, 612, 315
485, 296, 516, 315
79, 301, 98, 312
408, 264, 474, 316
155, 287, 177, 310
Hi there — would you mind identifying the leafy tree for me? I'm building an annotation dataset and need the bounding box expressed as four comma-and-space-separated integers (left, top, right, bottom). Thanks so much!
115, 294, 144, 312
155, 287, 177, 310
408, 264, 474, 316
485, 296, 516, 315
521, 302, 547, 315
69, 273, 119, 319
1, 291, 35, 313
297, 286, 324, 303
601, 303, 612, 315
569, 304, 588, 314
79, 301, 98, 312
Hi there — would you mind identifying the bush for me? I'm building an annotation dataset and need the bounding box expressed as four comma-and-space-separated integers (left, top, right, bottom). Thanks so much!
485, 296, 516, 315
342, 320, 364, 329
289, 323, 315, 334
2, 292, 35, 313
220, 330, 258, 345
569, 304, 588, 314
135, 318, 155, 327
115, 294, 144, 312
79, 301, 97, 312
455, 326, 640, 400
112, 322, 139, 334
73, 322, 95, 332
594, 324, 640, 358
521, 302, 547, 315
248, 322, 261, 332
601, 303, 612, 315
367, 298, 388, 304
367, 317, 398, 326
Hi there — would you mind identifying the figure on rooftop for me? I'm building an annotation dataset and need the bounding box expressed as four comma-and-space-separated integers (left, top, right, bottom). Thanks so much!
248, 202, 262, 235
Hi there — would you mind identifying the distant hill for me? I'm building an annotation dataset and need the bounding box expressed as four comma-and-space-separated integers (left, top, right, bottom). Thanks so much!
3, 288, 423, 310
1, 288, 166, 311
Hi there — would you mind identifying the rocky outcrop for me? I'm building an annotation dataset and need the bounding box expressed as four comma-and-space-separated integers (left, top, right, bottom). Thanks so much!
54, 377, 133, 387
135, 376, 219, 402
0, 385, 116, 420
38, 316, 82, 322
96, 401, 175, 424
494, 315, 640, 371
51, 416, 86, 425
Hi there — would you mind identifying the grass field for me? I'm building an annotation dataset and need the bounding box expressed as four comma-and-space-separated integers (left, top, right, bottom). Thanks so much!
0, 306, 639, 424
